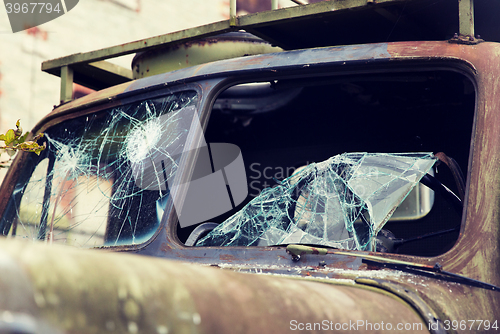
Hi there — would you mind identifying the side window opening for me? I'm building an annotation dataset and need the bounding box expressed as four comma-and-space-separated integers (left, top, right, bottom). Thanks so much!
185, 69, 474, 256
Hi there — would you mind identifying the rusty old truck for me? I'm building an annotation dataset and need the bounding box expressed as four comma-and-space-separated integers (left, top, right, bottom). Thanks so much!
0, 0, 499, 333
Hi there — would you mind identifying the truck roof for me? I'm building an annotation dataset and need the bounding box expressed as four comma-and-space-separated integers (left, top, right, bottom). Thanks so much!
41, 0, 499, 101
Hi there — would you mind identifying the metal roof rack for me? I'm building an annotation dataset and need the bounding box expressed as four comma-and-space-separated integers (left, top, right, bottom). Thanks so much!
42, 0, 481, 103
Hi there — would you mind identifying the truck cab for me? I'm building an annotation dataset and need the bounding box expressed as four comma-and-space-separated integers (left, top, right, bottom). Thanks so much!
0, 0, 499, 333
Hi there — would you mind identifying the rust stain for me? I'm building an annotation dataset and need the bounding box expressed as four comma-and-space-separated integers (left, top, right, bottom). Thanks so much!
219, 254, 237, 261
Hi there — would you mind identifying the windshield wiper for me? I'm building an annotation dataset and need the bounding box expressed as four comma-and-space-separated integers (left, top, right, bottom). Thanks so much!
286, 244, 500, 291
362, 258, 500, 292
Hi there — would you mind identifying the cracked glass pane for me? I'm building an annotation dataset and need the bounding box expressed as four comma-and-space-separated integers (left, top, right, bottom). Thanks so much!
5, 91, 198, 247
196, 152, 436, 251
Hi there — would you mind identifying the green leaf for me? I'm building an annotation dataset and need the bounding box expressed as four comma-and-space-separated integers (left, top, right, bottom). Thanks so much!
0, 121, 46, 161
11, 132, 28, 146
3, 129, 16, 146
19, 132, 29, 143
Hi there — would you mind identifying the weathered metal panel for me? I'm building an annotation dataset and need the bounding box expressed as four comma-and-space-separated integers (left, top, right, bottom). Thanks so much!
41, 20, 233, 73
131, 33, 282, 79
40, 0, 401, 75
43, 0, 500, 93
0, 239, 430, 334
377, 42, 500, 287
459, 0, 474, 37
124, 42, 392, 92
59, 66, 73, 104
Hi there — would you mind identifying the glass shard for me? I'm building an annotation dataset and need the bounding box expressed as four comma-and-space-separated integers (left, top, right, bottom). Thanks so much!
196, 152, 436, 251
6, 91, 198, 247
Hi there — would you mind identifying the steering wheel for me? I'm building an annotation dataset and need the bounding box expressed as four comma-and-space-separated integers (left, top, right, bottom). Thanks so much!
288, 153, 464, 253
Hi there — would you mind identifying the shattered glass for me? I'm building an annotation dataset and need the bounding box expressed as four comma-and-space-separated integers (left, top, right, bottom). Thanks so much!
5, 91, 198, 247
196, 153, 436, 251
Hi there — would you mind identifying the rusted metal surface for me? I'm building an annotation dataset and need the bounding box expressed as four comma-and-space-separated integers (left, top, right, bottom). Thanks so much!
132, 33, 282, 79
41, 0, 500, 97
0, 239, 431, 334
459, 0, 474, 37
378, 42, 500, 289
41, 0, 402, 74
59, 66, 73, 104
124, 43, 392, 93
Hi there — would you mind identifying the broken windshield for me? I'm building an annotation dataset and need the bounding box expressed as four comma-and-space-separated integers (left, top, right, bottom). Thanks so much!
196, 153, 436, 251
2, 91, 198, 247
194, 70, 473, 256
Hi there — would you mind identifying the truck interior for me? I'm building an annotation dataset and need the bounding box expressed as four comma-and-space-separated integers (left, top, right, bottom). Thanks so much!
181, 67, 475, 256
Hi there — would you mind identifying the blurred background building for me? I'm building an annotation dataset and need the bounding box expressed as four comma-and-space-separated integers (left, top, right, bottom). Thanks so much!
0, 0, 303, 180
0, 0, 228, 134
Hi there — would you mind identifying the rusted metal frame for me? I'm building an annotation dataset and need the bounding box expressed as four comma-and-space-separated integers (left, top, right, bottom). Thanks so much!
150, 45, 473, 258
36, 42, 480, 262
78, 61, 133, 80
53, 61, 133, 98
60, 65, 73, 103
230, 0, 236, 26
43, 0, 402, 76
158, 79, 230, 250
437, 45, 500, 287
43, 0, 408, 98
42, 20, 234, 74
458, 0, 474, 37
44, 21, 233, 99
72, 61, 133, 91
143, 83, 214, 252
0, 153, 32, 235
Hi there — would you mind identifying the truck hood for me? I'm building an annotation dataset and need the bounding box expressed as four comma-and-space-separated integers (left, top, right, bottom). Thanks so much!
0, 239, 430, 333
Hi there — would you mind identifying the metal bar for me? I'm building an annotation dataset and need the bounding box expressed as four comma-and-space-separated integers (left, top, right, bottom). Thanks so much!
87, 61, 133, 80
458, 0, 474, 37
42, 20, 233, 73
42, 0, 408, 90
60, 66, 73, 103
43, 0, 402, 74
230, 0, 237, 26
49, 61, 133, 91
